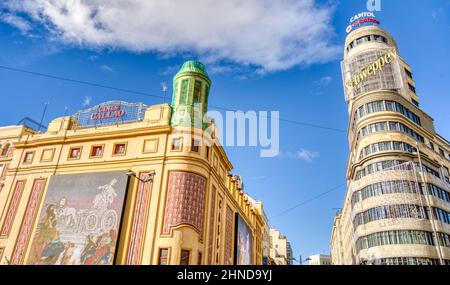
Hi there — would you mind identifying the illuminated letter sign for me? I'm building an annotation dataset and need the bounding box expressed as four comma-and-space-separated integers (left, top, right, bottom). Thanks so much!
346, 11, 380, 33
90, 105, 126, 120
346, 51, 397, 90
71, 101, 148, 128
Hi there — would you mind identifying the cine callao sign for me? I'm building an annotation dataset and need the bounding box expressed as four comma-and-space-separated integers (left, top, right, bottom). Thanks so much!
90, 105, 125, 120
346, 51, 397, 90
346, 11, 380, 33
71, 101, 148, 128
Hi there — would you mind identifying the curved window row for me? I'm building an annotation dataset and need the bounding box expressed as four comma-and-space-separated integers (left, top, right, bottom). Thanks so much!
353, 204, 450, 227
418, 163, 441, 179
369, 257, 450, 265
356, 230, 450, 253
359, 121, 424, 143
359, 141, 416, 160
433, 208, 450, 224
347, 34, 388, 52
353, 204, 428, 227
353, 100, 421, 131
355, 160, 441, 180
355, 160, 407, 180
351, 180, 450, 206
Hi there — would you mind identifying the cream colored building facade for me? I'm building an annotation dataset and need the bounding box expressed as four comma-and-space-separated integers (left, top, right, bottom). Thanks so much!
331, 25, 450, 265
0, 61, 266, 265
269, 229, 293, 265
308, 254, 331, 265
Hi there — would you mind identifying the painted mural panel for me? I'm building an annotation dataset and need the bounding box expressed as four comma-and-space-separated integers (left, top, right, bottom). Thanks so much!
26, 171, 128, 265
235, 214, 253, 265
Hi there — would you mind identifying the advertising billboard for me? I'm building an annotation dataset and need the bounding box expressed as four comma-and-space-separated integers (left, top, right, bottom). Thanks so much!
341, 47, 404, 101
234, 214, 253, 265
26, 171, 129, 265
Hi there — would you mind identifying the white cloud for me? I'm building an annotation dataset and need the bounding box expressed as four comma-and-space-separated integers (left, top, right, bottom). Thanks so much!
315, 75, 333, 86
0, 0, 340, 72
0, 12, 32, 33
82, 96, 92, 106
99, 64, 114, 73
287, 149, 319, 162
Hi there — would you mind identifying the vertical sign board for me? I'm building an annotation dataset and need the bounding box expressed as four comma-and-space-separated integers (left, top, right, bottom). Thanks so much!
26, 171, 129, 265
234, 213, 253, 265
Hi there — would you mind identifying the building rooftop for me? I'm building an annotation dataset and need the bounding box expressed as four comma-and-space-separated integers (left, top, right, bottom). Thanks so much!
176, 60, 209, 78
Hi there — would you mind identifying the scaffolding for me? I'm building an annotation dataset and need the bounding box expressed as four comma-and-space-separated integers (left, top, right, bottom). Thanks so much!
350, 154, 445, 265
341, 47, 405, 102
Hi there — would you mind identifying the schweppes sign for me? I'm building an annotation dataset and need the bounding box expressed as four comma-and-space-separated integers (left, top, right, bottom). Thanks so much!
346, 51, 397, 90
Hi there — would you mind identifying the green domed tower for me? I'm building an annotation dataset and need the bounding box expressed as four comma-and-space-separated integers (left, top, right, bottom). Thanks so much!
170, 60, 211, 130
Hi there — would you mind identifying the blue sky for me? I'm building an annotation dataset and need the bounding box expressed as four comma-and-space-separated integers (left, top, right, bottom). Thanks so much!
0, 0, 449, 262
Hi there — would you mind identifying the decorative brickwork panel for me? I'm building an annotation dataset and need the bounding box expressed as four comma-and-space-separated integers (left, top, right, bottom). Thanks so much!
207, 186, 216, 265
0, 247, 4, 262
224, 206, 234, 265
163, 172, 206, 237
11, 179, 46, 265
0, 180, 26, 237
126, 173, 153, 265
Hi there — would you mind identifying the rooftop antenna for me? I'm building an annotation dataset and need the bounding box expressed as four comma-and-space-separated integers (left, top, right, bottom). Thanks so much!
161, 82, 168, 104
38, 102, 50, 131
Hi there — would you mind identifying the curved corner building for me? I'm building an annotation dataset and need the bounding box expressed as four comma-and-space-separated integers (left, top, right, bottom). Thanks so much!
331, 25, 450, 265
0, 60, 267, 265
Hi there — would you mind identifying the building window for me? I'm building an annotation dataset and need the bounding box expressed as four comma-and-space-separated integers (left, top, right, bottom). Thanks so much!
198, 252, 202, 265
356, 230, 450, 253
408, 83, 416, 94
191, 139, 200, 153
439, 148, 445, 157
430, 142, 434, 150
158, 248, 169, 265
180, 79, 189, 104
444, 166, 449, 177
171, 138, 182, 151
359, 121, 424, 143
68, 147, 82, 160
206, 146, 210, 160
23, 152, 34, 163
359, 141, 416, 161
412, 99, 419, 107
193, 80, 202, 104
113, 143, 127, 156
405, 68, 413, 79
1, 143, 10, 156
90, 145, 104, 158
180, 250, 190, 265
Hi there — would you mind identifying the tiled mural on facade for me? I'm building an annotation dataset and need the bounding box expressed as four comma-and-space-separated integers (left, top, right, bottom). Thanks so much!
163, 172, 206, 237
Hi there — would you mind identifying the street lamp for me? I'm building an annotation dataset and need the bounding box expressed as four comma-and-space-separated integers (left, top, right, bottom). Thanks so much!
298, 255, 311, 265
289, 256, 311, 265
126, 170, 156, 183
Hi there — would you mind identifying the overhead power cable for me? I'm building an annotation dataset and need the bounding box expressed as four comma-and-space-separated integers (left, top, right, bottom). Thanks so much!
269, 182, 346, 220
0, 64, 346, 133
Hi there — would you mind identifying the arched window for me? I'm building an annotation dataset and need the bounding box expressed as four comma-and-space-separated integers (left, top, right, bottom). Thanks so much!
1, 143, 10, 156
